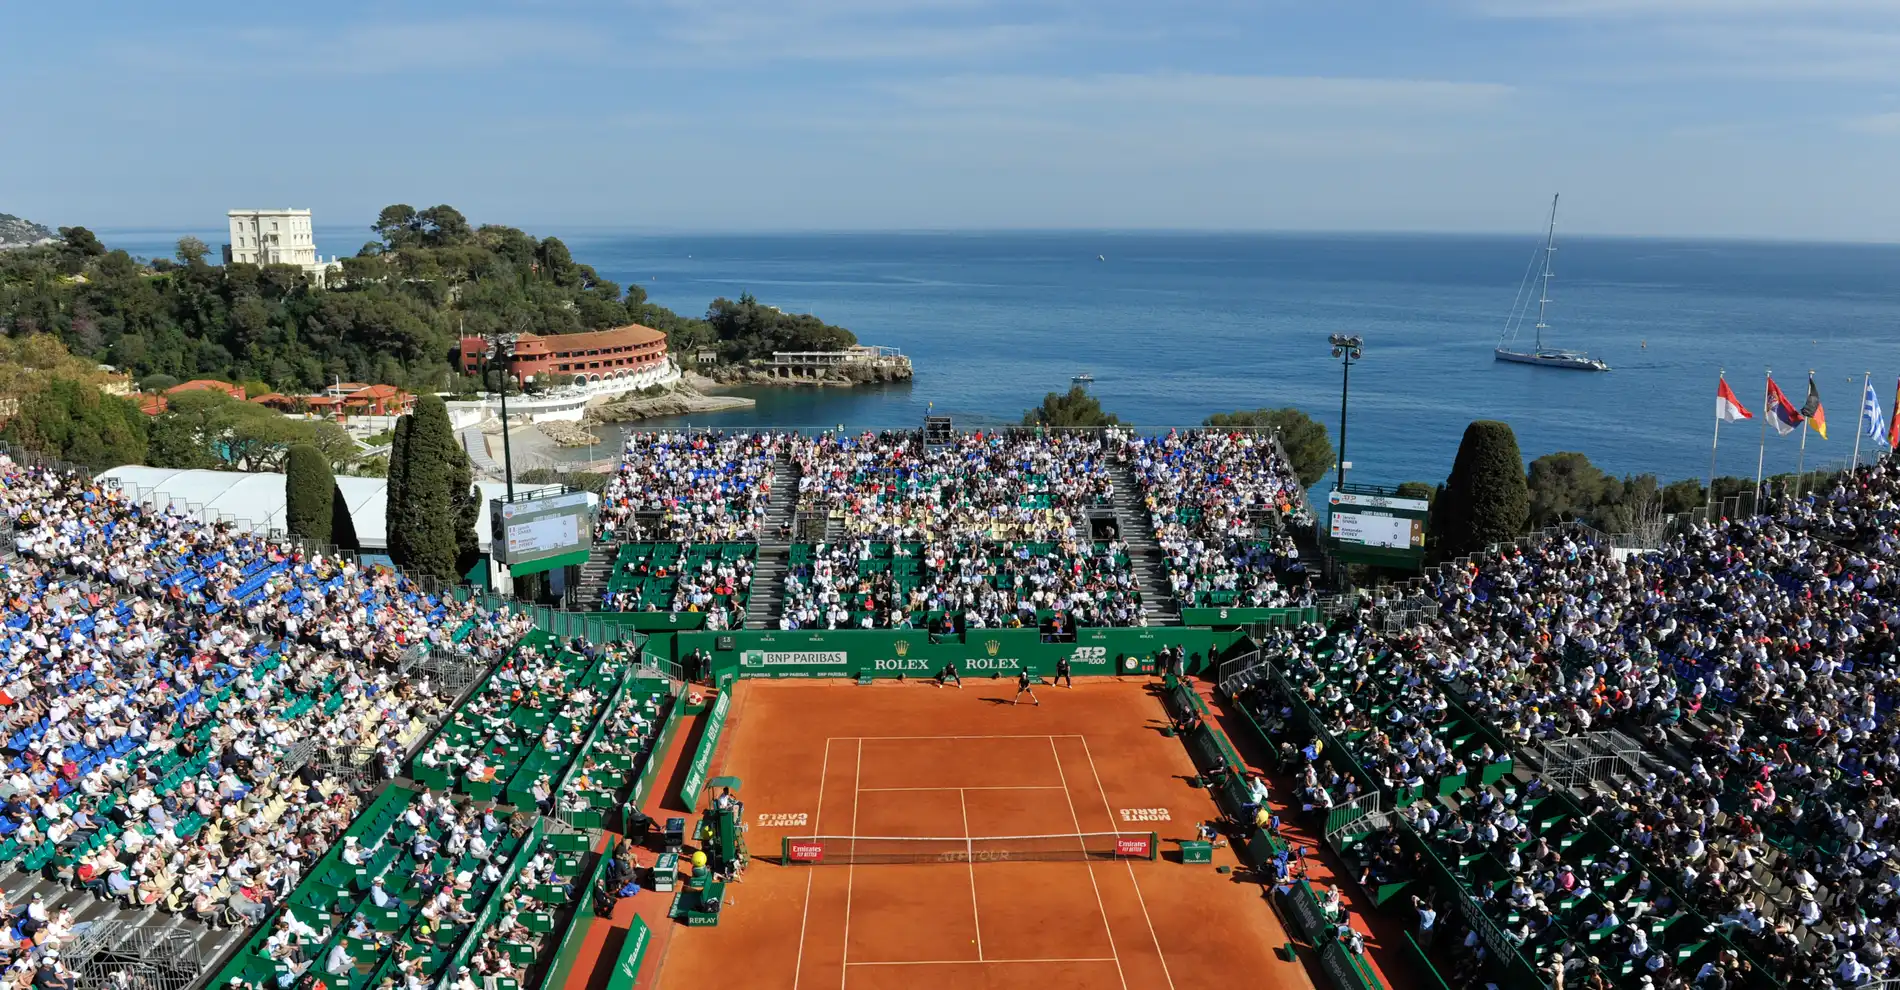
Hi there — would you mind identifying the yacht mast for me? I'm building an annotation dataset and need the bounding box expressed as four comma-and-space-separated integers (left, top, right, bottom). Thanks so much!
1533, 193, 1558, 352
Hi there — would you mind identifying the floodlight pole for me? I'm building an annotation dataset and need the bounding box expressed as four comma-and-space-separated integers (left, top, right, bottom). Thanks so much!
1329, 334, 1364, 491
489, 334, 518, 500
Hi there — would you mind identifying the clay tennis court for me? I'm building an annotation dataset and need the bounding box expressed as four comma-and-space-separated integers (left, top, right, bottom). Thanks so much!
650, 678, 1310, 990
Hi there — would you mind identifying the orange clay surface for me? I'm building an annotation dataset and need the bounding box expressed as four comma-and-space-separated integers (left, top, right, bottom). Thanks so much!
648, 677, 1313, 990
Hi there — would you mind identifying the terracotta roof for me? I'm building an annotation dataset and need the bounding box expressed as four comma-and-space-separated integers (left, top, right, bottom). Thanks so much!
517, 324, 666, 352
166, 379, 244, 396
352, 384, 406, 399
137, 394, 169, 416
249, 393, 298, 406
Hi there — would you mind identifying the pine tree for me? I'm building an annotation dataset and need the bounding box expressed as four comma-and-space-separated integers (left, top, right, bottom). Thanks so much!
1433, 420, 1529, 560
384, 414, 412, 567
392, 396, 461, 582
284, 444, 335, 543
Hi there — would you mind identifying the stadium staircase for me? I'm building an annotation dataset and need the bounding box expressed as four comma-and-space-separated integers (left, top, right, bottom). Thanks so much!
458, 425, 502, 479
574, 542, 621, 611
744, 454, 799, 628
1107, 462, 1178, 625
0, 870, 227, 989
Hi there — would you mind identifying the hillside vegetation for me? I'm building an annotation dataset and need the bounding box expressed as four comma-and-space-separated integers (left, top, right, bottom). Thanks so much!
0, 204, 854, 395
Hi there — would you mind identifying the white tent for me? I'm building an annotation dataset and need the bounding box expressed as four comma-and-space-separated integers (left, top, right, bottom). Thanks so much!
95, 466, 586, 553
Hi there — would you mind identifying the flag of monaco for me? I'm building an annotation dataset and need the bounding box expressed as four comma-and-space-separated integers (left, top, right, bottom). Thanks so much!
1716, 377, 1753, 423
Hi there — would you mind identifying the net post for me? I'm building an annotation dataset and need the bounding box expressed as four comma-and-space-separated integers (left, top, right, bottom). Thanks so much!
1147, 831, 1158, 862
782, 836, 791, 866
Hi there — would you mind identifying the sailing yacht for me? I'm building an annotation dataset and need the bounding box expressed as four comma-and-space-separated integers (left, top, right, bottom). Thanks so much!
1494, 194, 1610, 372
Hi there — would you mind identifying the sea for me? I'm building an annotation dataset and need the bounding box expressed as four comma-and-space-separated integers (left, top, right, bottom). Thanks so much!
99, 227, 1900, 490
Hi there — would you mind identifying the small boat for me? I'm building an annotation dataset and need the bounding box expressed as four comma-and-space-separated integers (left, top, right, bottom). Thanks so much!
1494, 194, 1610, 372
1097, 254, 1106, 262
1072, 373, 1094, 384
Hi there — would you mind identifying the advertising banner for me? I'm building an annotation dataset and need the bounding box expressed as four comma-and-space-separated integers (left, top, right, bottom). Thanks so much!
679, 690, 732, 810
1114, 835, 1154, 859
786, 840, 825, 863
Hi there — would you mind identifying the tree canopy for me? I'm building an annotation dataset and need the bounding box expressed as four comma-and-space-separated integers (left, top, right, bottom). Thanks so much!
702, 293, 857, 362
146, 390, 356, 474
1202, 408, 1334, 487
1022, 386, 1123, 429
0, 377, 146, 470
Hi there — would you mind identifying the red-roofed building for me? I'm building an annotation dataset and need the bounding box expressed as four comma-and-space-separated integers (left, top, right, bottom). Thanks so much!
250, 393, 302, 411
342, 384, 413, 416
458, 324, 668, 385
165, 379, 247, 400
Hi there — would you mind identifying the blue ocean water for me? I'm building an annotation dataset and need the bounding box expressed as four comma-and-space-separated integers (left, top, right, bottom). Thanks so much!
565, 231, 1900, 489
99, 226, 1900, 489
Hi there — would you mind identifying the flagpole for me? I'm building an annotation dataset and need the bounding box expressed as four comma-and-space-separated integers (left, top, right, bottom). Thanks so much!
1709, 370, 1724, 508
1796, 369, 1813, 497
1755, 368, 1770, 510
1853, 370, 1869, 470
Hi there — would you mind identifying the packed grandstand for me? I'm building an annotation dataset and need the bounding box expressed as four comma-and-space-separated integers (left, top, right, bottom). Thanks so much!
0, 422, 1885, 990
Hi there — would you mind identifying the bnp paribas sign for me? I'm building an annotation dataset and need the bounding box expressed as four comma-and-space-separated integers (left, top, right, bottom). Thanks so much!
738, 650, 849, 671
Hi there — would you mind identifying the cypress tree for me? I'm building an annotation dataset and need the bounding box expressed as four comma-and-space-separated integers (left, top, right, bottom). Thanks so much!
448, 434, 482, 578
394, 396, 461, 582
1433, 420, 1530, 560
385, 414, 412, 567
284, 444, 335, 543
331, 482, 360, 551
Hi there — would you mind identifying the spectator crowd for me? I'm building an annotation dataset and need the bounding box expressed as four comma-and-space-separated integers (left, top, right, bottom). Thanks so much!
0, 454, 529, 986
1128, 430, 1315, 613
597, 432, 788, 543
1235, 457, 1900, 989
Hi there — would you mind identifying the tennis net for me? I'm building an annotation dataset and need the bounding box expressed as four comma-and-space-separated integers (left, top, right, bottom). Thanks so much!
780, 831, 1158, 866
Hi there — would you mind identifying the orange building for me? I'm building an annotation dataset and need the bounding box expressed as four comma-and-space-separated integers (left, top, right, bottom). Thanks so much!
457, 325, 668, 384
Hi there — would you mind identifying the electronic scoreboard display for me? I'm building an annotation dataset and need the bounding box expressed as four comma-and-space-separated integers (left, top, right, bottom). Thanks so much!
1326, 487, 1429, 569
491, 490, 594, 572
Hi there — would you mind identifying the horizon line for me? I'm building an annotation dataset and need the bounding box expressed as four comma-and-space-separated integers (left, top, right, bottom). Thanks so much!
81, 222, 1900, 250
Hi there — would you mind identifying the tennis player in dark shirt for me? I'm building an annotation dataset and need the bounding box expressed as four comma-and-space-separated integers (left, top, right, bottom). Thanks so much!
1012, 668, 1040, 706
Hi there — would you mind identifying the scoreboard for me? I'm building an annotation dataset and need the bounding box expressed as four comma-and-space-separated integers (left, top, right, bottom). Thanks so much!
1326, 487, 1429, 569
491, 490, 595, 574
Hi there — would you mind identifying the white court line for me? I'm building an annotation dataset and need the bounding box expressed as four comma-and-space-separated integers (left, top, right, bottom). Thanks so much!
790, 738, 834, 990
833, 734, 1086, 741
858, 785, 1068, 792
1079, 735, 1177, 990
959, 788, 984, 961
840, 739, 862, 990
845, 958, 1119, 966
1048, 737, 1129, 990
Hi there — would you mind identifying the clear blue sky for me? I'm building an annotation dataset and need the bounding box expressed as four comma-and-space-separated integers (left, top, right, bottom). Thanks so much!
5, 0, 1898, 240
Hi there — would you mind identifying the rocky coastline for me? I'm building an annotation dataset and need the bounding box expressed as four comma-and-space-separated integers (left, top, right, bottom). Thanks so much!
700, 363, 912, 388
582, 379, 755, 425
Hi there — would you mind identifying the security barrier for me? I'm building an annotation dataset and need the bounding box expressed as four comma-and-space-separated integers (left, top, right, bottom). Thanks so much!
1179, 606, 1319, 628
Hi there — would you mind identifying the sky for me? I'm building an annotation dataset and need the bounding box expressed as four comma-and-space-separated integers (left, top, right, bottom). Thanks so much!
4, 0, 1899, 240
